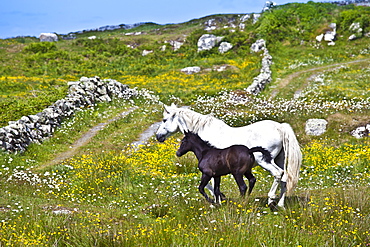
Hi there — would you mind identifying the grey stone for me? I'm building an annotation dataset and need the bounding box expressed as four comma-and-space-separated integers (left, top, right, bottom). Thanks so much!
351, 124, 370, 138
250, 39, 265, 53
39, 33, 58, 42
181, 66, 201, 74
305, 119, 328, 136
246, 45, 272, 95
219, 42, 233, 54
197, 34, 224, 52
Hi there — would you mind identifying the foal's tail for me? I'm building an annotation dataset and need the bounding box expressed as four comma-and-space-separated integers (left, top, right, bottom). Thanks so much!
249, 147, 272, 163
280, 123, 302, 195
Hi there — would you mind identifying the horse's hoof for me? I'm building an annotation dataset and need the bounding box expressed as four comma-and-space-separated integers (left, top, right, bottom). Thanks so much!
207, 198, 215, 204
277, 202, 286, 210
268, 201, 278, 211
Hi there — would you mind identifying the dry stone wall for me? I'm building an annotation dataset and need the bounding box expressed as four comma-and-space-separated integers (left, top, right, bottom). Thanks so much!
246, 39, 272, 95
0, 76, 137, 153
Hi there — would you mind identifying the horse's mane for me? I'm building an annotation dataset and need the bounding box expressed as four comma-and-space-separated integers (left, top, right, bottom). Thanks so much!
177, 108, 220, 134
186, 131, 217, 149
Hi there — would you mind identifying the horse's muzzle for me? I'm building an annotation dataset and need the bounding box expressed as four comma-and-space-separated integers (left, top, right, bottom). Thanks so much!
156, 134, 166, 142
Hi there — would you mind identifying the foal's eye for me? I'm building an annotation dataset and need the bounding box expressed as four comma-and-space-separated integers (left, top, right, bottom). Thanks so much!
163, 119, 167, 123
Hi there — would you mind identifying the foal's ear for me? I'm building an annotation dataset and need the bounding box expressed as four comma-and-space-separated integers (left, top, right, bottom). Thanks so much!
170, 103, 177, 108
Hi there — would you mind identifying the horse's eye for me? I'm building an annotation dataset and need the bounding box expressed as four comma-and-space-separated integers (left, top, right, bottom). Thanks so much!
163, 119, 167, 123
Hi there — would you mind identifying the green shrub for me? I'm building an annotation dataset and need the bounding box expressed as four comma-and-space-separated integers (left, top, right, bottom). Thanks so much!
0, 88, 66, 127
256, 2, 339, 44
73, 38, 141, 56
23, 42, 57, 53
339, 7, 370, 33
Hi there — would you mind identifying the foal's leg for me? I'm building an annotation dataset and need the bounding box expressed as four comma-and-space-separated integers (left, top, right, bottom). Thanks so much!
244, 171, 256, 195
206, 178, 226, 201
232, 173, 248, 197
213, 176, 222, 204
199, 173, 213, 203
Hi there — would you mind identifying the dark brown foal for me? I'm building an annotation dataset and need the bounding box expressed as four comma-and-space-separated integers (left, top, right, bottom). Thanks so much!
176, 131, 272, 203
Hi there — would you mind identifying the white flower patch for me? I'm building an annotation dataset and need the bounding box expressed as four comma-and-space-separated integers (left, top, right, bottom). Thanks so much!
191, 89, 370, 125
286, 56, 334, 70
6, 167, 65, 191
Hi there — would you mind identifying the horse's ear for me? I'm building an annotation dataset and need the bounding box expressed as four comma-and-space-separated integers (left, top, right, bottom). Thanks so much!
164, 103, 177, 114
163, 104, 170, 114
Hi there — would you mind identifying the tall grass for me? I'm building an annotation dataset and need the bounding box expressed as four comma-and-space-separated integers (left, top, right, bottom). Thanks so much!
1, 121, 368, 246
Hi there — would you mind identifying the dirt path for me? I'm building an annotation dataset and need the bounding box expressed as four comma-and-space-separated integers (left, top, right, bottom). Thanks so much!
131, 121, 161, 149
38, 107, 138, 170
270, 58, 370, 98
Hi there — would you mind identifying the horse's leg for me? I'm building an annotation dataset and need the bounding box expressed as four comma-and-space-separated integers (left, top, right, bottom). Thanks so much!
232, 173, 247, 197
277, 173, 288, 209
275, 149, 287, 209
205, 178, 215, 197
199, 173, 213, 203
267, 179, 280, 208
254, 152, 284, 207
244, 171, 256, 195
213, 176, 222, 204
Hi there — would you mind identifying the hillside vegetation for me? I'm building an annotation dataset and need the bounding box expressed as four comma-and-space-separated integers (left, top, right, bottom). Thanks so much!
0, 2, 370, 246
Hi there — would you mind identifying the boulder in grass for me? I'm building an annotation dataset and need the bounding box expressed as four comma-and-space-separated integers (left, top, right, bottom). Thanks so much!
197, 34, 224, 52
305, 119, 328, 136
39, 33, 58, 42
351, 124, 370, 138
181, 66, 201, 75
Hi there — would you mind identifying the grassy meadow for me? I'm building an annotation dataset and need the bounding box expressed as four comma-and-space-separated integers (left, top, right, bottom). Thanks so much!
1, 2, 370, 246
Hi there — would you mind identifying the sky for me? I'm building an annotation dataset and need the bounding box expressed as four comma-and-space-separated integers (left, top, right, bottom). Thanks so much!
0, 0, 316, 39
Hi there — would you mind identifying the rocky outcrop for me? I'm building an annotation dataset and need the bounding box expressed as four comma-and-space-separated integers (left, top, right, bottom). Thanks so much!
204, 14, 260, 31
250, 39, 266, 53
166, 40, 184, 51
305, 119, 328, 136
204, 19, 218, 31
263, 1, 277, 12
324, 23, 337, 42
348, 22, 363, 41
142, 50, 153, 56
246, 39, 272, 95
219, 42, 233, 53
73, 23, 144, 34
315, 23, 336, 45
181, 66, 201, 74
180, 64, 238, 74
39, 33, 58, 42
351, 124, 370, 138
0, 76, 136, 153
197, 34, 224, 52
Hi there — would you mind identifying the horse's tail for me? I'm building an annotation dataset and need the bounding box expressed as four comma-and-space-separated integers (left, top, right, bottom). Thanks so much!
249, 147, 272, 163
280, 123, 302, 195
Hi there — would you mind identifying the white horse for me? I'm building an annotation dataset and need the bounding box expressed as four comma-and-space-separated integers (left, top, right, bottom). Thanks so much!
156, 104, 302, 208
